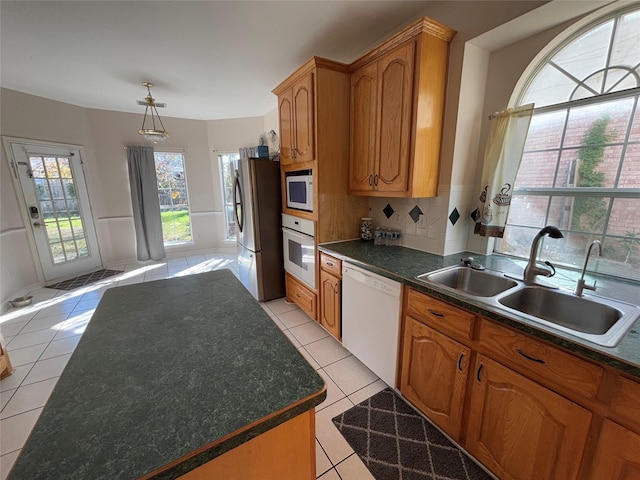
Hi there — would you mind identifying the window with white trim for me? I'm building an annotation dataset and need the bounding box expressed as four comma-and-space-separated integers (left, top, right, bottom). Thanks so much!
219, 153, 239, 240
154, 152, 193, 245
496, 4, 640, 282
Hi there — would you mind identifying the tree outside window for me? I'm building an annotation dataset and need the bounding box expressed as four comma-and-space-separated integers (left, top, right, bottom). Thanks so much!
496, 5, 640, 281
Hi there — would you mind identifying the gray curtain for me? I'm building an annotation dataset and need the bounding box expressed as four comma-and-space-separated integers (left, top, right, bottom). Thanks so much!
126, 146, 165, 261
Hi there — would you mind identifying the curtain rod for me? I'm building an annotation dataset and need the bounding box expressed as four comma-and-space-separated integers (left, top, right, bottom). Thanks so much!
123, 146, 187, 153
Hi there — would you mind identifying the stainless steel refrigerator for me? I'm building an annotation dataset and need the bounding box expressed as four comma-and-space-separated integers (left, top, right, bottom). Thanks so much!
234, 156, 285, 301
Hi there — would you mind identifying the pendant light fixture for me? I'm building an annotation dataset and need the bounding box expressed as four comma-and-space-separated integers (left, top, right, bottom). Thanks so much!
137, 82, 170, 143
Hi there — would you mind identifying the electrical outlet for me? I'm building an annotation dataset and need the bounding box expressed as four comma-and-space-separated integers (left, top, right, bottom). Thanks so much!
417, 213, 428, 230
393, 212, 401, 222
5, 267, 12, 278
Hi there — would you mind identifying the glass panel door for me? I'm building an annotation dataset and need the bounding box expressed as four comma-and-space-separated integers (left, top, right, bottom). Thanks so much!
7, 140, 102, 282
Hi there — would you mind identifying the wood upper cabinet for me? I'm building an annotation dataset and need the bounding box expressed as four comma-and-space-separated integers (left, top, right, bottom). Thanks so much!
466, 354, 592, 480
400, 316, 470, 441
278, 72, 315, 166
348, 17, 455, 197
376, 42, 414, 193
273, 57, 369, 239
588, 420, 640, 480
349, 62, 377, 191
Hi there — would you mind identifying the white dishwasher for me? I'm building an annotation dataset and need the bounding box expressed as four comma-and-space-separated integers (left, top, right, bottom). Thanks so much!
342, 262, 402, 388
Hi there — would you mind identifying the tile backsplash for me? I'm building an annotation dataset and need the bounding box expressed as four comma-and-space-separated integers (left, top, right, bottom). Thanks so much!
367, 184, 480, 255
368, 194, 448, 254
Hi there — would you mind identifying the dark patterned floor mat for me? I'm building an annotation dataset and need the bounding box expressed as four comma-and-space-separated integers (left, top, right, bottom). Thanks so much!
46, 269, 123, 291
332, 388, 494, 480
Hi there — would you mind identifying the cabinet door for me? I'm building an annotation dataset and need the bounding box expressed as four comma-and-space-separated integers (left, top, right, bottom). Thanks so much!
588, 420, 640, 480
320, 270, 341, 340
466, 355, 591, 480
400, 316, 469, 441
278, 90, 294, 165
376, 41, 415, 193
292, 73, 315, 164
349, 62, 378, 193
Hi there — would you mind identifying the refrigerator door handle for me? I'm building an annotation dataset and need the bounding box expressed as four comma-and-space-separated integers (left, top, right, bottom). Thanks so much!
234, 170, 244, 233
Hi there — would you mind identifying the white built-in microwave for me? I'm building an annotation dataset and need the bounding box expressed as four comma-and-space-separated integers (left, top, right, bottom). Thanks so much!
285, 169, 313, 212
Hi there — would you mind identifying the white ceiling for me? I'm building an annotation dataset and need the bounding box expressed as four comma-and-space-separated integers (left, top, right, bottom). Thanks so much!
1, 1, 592, 121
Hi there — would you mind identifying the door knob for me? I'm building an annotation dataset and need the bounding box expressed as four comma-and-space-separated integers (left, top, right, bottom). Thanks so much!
32, 222, 42, 227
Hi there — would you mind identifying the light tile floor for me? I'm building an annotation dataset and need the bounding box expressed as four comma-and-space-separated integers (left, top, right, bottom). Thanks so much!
0, 253, 383, 480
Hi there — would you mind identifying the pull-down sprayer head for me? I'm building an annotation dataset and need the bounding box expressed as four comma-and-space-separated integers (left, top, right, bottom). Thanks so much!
537, 225, 564, 239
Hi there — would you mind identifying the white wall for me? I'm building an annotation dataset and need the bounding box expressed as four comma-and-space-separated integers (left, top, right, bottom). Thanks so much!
0, 88, 266, 303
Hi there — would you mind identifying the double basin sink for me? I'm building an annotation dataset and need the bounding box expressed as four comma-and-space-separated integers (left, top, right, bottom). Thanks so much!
416, 266, 640, 347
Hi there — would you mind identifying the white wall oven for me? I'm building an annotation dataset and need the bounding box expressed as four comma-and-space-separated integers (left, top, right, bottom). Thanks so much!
285, 169, 313, 212
282, 213, 316, 289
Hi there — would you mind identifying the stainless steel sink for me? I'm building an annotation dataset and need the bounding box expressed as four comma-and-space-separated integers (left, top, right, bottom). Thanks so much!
417, 266, 519, 298
497, 286, 640, 347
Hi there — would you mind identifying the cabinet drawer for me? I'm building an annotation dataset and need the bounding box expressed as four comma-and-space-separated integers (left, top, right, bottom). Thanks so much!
609, 376, 640, 432
320, 253, 341, 277
405, 288, 474, 341
479, 319, 603, 399
286, 274, 317, 320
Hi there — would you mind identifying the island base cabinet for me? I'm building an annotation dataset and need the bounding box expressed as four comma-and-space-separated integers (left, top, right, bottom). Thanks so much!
588, 420, 640, 480
178, 409, 316, 480
399, 316, 469, 441
466, 355, 591, 480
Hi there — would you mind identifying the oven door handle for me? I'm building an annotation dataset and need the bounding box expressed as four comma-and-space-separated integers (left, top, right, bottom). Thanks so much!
282, 226, 314, 242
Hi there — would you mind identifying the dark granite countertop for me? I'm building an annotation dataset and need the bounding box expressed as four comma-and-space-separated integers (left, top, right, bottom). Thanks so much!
319, 240, 640, 378
8, 270, 326, 480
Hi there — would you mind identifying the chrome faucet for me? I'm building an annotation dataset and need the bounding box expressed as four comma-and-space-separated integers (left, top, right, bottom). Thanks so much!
575, 240, 602, 297
523, 226, 564, 285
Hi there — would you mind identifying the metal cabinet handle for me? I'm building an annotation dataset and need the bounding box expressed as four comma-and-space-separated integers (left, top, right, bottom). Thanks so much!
457, 353, 464, 371
326, 261, 334, 267
515, 348, 546, 364
476, 363, 484, 382
427, 309, 445, 318
374, 174, 379, 186
368, 174, 373, 186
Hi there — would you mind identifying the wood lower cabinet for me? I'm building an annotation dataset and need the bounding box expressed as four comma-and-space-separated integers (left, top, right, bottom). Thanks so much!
466, 354, 592, 480
399, 316, 470, 441
286, 273, 317, 321
397, 285, 640, 480
588, 420, 640, 480
319, 270, 341, 340
319, 253, 341, 339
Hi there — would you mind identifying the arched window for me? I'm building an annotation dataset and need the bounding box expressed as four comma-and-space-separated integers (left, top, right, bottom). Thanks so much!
496, 3, 640, 281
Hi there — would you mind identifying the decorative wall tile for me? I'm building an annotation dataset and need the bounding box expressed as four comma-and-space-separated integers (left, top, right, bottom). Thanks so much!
408, 205, 422, 223
383, 203, 395, 219
449, 208, 460, 226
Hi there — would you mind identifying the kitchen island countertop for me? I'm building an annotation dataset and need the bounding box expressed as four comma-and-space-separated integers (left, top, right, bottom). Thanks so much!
7, 269, 325, 480
320, 240, 640, 378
